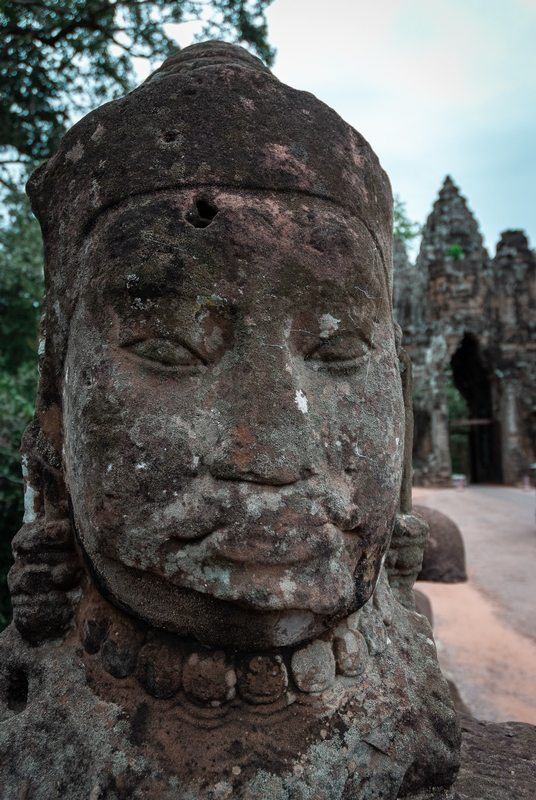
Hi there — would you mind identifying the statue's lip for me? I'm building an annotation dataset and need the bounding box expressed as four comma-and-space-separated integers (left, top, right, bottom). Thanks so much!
163, 520, 346, 568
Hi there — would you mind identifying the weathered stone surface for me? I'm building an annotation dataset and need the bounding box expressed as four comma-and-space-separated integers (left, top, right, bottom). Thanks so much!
386, 510, 430, 609
291, 638, 336, 693
333, 625, 369, 676
413, 588, 434, 627
413, 713, 536, 799
0, 577, 461, 799
394, 177, 536, 487
415, 505, 467, 583
183, 650, 236, 705
0, 40, 464, 798
236, 654, 288, 704
446, 682, 471, 717
137, 637, 183, 699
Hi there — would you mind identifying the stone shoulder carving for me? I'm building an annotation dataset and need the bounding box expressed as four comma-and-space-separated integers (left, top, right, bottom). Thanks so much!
0, 565, 459, 799
8, 419, 82, 645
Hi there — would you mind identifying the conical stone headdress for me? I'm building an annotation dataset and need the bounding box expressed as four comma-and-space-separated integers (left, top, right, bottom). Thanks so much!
28, 40, 393, 335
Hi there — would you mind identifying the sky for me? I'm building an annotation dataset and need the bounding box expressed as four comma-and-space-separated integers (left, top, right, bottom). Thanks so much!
264, 0, 536, 255
141, 0, 536, 256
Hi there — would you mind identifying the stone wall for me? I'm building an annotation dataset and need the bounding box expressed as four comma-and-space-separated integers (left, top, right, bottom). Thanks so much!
394, 177, 536, 486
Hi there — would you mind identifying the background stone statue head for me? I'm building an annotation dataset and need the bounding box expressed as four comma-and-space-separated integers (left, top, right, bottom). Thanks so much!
13, 41, 408, 650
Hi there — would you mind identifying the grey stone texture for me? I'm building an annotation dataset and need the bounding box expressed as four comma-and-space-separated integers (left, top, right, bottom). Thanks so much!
394, 176, 536, 486
414, 505, 467, 583
414, 713, 536, 800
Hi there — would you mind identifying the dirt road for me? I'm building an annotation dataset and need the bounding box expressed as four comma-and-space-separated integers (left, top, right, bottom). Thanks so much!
413, 485, 536, 724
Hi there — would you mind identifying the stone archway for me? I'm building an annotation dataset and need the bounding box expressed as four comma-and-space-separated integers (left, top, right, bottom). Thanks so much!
450, 334, 503, 483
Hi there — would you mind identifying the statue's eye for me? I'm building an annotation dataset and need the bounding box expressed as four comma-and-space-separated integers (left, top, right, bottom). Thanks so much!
127, 339, 204, 369
306, 336, 369, 371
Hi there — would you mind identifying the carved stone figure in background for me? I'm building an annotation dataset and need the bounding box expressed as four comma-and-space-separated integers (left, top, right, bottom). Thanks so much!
415, 505, 467, 584
393, 178, 536, 488
0, 42, 460, 799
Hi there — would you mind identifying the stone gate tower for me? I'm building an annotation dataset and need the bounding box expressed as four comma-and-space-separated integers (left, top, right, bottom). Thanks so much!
394, 177, 536, 486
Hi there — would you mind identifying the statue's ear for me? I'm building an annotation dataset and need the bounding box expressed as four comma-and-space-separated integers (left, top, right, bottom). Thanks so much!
8, 418, 82, 645
384, 334, 430, 609
398, 344, 414, 514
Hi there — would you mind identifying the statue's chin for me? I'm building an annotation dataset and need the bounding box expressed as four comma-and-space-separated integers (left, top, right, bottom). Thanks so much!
85, 554, 355, 650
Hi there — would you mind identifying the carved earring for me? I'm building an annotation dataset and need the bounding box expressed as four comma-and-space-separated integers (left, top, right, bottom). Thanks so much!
8, 418, 82, 645
385, 339, 430, 609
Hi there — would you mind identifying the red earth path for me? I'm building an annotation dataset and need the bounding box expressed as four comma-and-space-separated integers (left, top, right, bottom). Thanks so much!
413, 485, 536, 724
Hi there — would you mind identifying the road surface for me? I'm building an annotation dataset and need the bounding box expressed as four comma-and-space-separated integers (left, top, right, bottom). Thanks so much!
413, 485, 536, 724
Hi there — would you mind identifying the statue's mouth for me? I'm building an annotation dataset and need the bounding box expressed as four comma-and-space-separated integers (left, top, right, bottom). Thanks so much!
70, 492, 373, 647
127, 518, 358, 616
162, 519, 347, 567
139, 474, 363, 544
72, 472, 369, 626
79, 478, 367, 616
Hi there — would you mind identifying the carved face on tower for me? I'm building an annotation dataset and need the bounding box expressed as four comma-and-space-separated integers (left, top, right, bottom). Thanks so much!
27, 42, 403, 649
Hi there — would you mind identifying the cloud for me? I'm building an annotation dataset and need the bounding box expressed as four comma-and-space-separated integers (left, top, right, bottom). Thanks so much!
266, 0, 536, 249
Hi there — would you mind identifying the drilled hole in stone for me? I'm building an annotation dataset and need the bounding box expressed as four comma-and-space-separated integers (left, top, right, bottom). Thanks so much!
185, 199, 219, 229
6, 668, 28, 713
196, 199, 218, 220
161, 130, 178, 143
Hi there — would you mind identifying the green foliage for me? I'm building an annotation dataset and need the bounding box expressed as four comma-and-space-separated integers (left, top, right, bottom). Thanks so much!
446, 243, 465, 261
0, 0, 275, 162
446, 372, 467, 422
393, 194, 421, 242
0, 185, 43, 630
0, 186, 43, 371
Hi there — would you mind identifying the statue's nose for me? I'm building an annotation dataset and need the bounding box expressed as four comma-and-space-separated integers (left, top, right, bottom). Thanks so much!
209, 423, 308, 485
207, 345, 314, 485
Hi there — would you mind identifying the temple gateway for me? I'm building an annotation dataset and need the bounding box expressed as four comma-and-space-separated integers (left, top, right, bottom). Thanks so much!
394, 177, 536, 486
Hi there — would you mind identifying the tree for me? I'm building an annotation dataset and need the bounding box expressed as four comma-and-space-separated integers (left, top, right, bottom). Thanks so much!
0, 0, 275, 164
393, 194, 421, 243
0, 185, 43, 370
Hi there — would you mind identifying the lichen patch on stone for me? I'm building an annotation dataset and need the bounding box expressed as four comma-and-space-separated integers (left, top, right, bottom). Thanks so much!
294, 389, 308, 414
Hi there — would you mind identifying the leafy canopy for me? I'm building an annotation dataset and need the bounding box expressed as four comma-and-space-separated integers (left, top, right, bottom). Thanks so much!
0, 0, 275, 162
393, 194, 421, 242
0, 185, 43, 371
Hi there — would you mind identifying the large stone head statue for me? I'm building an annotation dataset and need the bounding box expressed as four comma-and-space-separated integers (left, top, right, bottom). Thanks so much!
1, 42, 459, 800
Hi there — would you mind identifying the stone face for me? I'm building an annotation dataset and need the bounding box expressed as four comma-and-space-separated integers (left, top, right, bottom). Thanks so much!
31, 55, 403, 648
414, 505, 467, 583
394, 177, 536, 486
0, 41, 462, 799
58, 182, 403, 650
